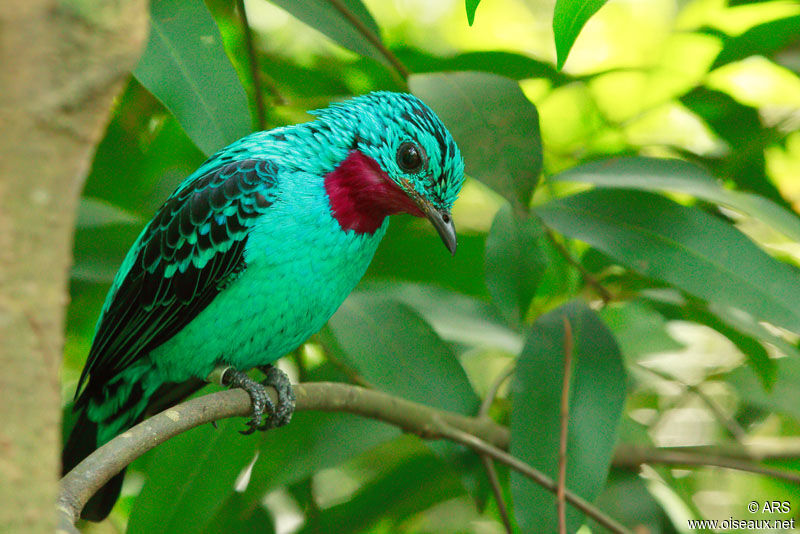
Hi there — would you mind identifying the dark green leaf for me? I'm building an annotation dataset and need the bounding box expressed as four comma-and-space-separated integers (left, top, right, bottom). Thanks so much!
410, 72, 543, 209
551, 157, 800, 242
485, 205, 547, 326
511, 300, 626, 533
711, 15, 800, 69
298, 440, 466, 533
200, 492, 275, 534
268, 0, 389, 67
323, 292, 479, 414
594, 470, 676, 534
134, 0, 251, 155
552, 0, 608, 70
128, 418, 259, 534
536, 189, 800, 335
396, 47, 570, 84
465, 0, 481, 26
365, 218, 489, 298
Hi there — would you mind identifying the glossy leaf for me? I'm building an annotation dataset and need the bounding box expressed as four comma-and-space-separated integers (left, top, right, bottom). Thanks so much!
465, 0, 481, 25
134, 0, 251, 155
410, 71, 543, 210
511, 300, 626, 533
553, 0, 608, 70
551, 157, 800, 242
268, 0, 389, 67
485, 205, 547, 326
323, 292, 479, 414
536, 189, 800, 335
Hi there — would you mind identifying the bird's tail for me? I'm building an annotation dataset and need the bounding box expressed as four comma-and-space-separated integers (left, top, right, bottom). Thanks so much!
61, 376, 206, 521
62, 408, 128, 521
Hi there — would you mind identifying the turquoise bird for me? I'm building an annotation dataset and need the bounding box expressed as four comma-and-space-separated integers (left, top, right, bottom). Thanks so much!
63, 91, 464, 520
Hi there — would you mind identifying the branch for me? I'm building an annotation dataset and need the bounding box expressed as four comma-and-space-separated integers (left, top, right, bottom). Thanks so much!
57, 383, 800, 529
58, 382, 508, 525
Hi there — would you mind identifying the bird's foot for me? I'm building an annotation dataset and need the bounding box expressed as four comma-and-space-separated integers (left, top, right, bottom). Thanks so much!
256, 364, 295, 431
215, 366, 294, 434
220, 368, 271, 434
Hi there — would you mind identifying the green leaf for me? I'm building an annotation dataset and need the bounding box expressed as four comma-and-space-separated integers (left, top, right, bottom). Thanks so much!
485, 205, 547, 326
360, 281, 521, 353
396, 48, 570, 84
600, 300, 684, 362
134, 0, 251, 155
536, 189, 800, 335
711, 14, 800, 69
552, 0, 608, 70
128, 418, 259, 534
465, 0, 481, 25
365, 218, 489, 298
298, 440, 466, 533
410, 72, 543, 210
323, 292, 479, 414
511, 300, 626, 533
268, 0, 389, 67
551, 157, 800, 242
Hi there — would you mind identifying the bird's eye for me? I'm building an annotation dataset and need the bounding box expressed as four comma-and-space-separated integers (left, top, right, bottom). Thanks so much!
396, 142, 424, 173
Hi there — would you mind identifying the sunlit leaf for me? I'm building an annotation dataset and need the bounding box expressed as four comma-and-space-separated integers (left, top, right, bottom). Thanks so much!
465, 0, 481, 26
552, 0, 608, 70
134, 0, 251, 155
410, 71, 543, 210
511, 300, 626, 533
551, 157, 800, 242
268, 0, 389, 67
537, 189, 800, 335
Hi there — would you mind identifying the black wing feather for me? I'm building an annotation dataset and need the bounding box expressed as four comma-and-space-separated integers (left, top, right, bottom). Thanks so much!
76, 158, 280, 405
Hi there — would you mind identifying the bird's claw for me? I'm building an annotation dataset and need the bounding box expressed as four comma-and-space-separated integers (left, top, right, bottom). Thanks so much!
219, 366, 294, 434
256, 364, 295, 431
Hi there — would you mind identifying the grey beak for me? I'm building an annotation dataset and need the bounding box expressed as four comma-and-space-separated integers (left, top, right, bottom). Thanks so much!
425, 207, 457, 256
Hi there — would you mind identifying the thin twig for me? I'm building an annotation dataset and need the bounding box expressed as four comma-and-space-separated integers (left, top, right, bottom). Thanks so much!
236, 0, 267, 130
480, 455, 513, 533
543, 226, 613, 304
437, 422, 632, 534
614, 444, 800, 484
477, 360, 516, 532
557, 316, 574, 534
325, 0, 410, 84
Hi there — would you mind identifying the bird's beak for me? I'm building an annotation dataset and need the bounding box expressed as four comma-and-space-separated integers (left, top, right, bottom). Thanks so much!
421, 201, 457, 256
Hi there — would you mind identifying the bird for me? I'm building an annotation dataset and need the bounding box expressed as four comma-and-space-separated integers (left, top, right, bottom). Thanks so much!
62, 91, 465, 521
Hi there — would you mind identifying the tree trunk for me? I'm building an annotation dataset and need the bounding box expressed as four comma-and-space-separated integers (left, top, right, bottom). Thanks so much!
0, 1, 148, 531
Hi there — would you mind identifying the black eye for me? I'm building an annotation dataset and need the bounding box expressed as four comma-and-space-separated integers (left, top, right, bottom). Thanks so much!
396, 142, 424, 173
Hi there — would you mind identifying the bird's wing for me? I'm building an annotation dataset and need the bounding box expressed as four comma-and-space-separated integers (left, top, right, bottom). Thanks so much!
75, 158, 280, 404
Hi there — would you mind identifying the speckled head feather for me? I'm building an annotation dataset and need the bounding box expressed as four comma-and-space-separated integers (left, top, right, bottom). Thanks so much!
311, 92, 465, 212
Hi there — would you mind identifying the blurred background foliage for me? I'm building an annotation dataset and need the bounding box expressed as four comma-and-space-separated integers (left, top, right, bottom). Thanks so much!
64, 0, 800, 532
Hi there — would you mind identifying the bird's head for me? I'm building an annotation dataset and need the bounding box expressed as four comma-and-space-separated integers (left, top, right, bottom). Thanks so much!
316, 92, 465, 255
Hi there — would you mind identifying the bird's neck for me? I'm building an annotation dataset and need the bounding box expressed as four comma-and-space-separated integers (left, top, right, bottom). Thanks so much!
325, 150, 423, 234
